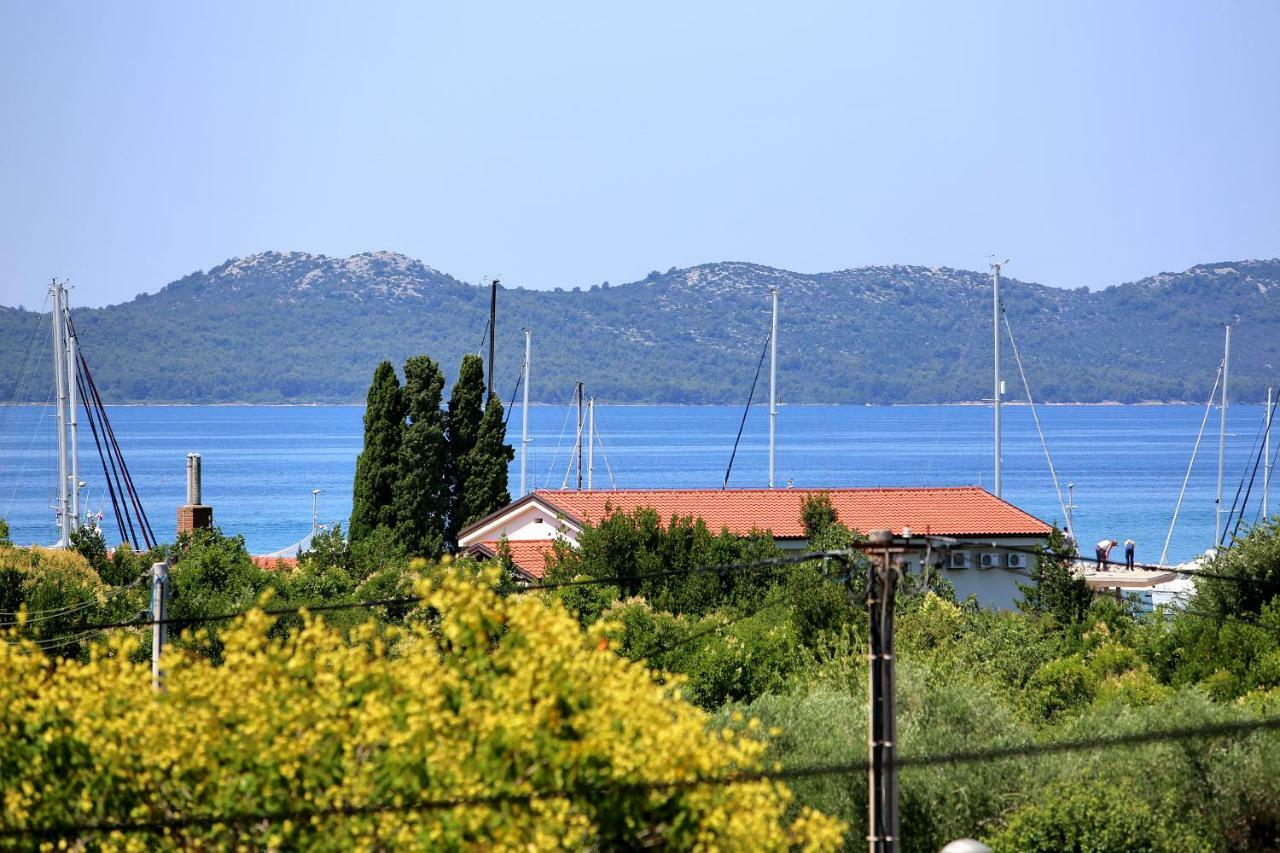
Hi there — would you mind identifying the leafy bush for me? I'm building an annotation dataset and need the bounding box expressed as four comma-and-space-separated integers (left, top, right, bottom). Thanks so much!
0, 571, 844, 850
544, 507, 780, 621
1194, 517, 1280, 619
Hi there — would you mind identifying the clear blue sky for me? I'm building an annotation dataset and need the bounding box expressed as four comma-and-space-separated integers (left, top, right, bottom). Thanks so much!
1, 1, 1277, 308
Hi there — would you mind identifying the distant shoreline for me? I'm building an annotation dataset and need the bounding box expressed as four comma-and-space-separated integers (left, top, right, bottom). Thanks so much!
0, 400, 1219, 408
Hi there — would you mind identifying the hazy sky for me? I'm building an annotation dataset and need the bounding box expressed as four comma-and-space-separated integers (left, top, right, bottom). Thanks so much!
2, 1, 1277, 308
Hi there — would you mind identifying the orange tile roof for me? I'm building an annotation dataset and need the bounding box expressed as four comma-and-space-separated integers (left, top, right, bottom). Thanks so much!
469, 540, 560, 580
528, 487, 1050, 539
251, 555, 298, 571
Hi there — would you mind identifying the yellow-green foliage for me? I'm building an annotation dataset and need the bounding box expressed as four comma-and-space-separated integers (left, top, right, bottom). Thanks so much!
0, 570, 844, 851
0, 545, 106, 604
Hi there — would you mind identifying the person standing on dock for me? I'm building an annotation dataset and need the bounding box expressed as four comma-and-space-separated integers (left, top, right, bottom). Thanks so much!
1124, 538, 1136, 570
1095, 538, 1117, 570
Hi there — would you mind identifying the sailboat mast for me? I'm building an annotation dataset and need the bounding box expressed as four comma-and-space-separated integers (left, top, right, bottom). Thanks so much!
587, 397, 595, 490
66, 300, 80, 532
1265, 386, 1273, 519
991, 262, 1003, 498
768, 287, 778, 489
1215, 325, 1231, 547
487, 279, 498, 400
520, 329, 531, 497
49, 281, 70, 547
575, 382, 584, 491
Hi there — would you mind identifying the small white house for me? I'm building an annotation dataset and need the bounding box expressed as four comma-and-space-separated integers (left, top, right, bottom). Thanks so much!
459, 486, 1053, 609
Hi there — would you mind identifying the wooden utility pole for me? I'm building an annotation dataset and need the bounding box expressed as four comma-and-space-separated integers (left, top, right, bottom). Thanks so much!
150, 561, 171, 692
865, 529, 901, 853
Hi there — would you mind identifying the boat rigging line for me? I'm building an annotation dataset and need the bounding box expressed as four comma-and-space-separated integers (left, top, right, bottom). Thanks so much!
1001, 308, 1071, 532
64, 312, 156, 550
723, 327, 772, 489
502, 355, 524, 430
1159, 360, 1224, 566
540, 385, 576, 490
594, 426, 618, 490
1226, 393, 1279, 546
0, 315, 54, 518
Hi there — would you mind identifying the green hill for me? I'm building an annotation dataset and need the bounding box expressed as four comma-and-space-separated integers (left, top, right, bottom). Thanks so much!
1, 251, 1277, 404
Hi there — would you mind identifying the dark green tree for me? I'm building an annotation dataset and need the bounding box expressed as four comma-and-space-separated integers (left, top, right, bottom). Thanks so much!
544, 506, 779, 622
393, 355, 448, 557
349, 362, 404, 543
1193, 517, 1280, 619
800, 493, 838, 540
444, 354, 487, 548
1017, 525, 1093, 624
456, 395, 515, 534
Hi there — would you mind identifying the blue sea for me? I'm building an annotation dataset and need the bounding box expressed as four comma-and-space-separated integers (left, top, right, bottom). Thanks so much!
0, 404, 1274, 565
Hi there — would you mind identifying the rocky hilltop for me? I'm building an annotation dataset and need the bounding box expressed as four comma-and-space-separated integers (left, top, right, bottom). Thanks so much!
0, 254, 1276, 404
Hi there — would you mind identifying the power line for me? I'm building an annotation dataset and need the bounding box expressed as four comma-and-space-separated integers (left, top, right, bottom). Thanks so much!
26, 551, 857, 640
23, 537, 1280, 645
0, 570, 149, 623
5, 715, 1277, 841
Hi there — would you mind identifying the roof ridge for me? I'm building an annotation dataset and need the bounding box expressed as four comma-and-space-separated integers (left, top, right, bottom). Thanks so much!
531, 485, 985, 494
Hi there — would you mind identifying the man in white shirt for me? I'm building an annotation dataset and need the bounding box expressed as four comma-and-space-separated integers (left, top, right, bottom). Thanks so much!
1095, 538, 1117, 570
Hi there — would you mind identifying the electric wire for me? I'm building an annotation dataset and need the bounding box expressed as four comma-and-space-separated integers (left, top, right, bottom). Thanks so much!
23, 537, 1280, 644
5, 716, 1278, 841
34, 551, 857, 638
0, 570, 150, 625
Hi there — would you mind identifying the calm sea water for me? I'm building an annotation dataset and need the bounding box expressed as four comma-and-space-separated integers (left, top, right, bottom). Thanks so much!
0, 404, 1273, 564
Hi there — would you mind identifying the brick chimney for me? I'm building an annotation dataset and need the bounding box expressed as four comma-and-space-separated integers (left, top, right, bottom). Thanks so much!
177, 452, 213, 533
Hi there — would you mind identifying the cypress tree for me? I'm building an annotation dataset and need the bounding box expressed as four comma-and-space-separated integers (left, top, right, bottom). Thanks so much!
457, 394, 515, 530
393, 355, 449, 557
350, 361, 404, 543
444, 354, 486, 548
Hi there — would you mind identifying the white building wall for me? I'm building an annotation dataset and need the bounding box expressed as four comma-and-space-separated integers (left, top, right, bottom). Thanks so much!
464, 505, 1045, 610
457, 501, 580, 548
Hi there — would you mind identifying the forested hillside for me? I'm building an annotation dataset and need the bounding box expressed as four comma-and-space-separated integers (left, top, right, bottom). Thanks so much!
1, 252, 1277, 404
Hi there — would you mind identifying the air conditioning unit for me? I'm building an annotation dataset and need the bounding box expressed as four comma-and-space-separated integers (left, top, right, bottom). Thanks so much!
949, 551, 971, 570
1006, 552, 1029, 569
978, 552, 998, 569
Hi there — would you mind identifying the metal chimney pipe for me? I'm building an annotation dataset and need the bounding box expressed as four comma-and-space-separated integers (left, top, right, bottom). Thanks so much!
187, 453, 202, 506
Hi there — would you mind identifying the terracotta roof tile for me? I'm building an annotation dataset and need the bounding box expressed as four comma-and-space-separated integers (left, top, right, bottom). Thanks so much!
471, 540, 559, 580
251, 555, 298, 571
529, 487, 1050, 539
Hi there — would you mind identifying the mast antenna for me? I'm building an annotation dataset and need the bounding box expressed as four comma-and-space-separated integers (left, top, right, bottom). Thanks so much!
769, 287, 778, 489
1215, 324, 1231, 547
50, 280, 70, 546
487, 278, 499, 400
990, 258, 1008, 498
520, 329, 532, 497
